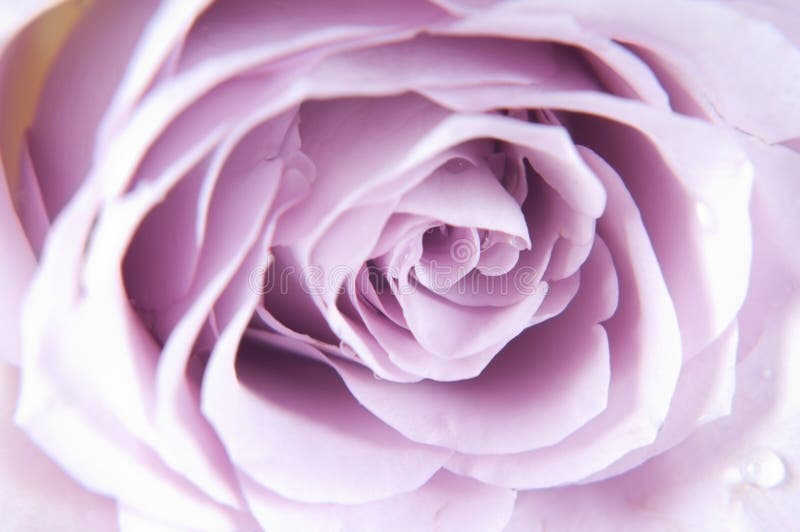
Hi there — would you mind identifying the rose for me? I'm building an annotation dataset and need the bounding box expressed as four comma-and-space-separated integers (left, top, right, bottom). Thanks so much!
1, 0, 799, 530
2, 1, 799, 530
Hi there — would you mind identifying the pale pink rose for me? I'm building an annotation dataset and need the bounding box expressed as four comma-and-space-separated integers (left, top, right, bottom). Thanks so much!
1, 0, 798, 530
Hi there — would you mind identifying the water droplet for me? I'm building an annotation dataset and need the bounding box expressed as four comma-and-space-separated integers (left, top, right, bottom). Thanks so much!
740, 449, 786, 489
445, 158, 470, 173
695, 201, 715, 228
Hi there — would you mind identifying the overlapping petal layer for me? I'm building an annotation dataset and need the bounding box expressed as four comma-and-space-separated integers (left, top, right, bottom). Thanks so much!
0, 1, 795, 531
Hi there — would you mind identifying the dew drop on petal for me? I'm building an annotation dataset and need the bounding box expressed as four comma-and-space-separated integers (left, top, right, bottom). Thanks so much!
740, 449, 787, 489
445, 157, 470, 173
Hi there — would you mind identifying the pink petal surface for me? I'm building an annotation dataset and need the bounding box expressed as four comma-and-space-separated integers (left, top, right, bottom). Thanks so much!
13, 187, 251, 529
176, 0, 447, 74
490, 0, 800, 142
96, 0, 214, 146
504, 299, 800, 532
242, 469, 516, 532
447, 147, 683, 487
586, 321, 739, 482
424, 87, 753, 358
0, 0, 65, 43
304, 34, 594, 97
3, 1, 798, 531
726, 0, 800, 48
203, 330, 450, 504
396, 281, 546, 359
431, 4, 670, 109
0, 362, 117, 532
397, 160, 530, 247
27, 0, 159, 217
13, 141, 48, 257
329, 237, 616, 455
0, 158, 35, 365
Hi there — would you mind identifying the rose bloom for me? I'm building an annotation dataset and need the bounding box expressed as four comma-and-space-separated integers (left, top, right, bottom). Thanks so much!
1, 0, 799, 530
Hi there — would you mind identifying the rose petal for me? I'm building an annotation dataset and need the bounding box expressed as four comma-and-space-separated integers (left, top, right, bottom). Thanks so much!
432, 4, 670, 109
150, 112, 310, 508
13, 140, 48, 257
176, 0, 446, 74
329, 236, 617, 454
585, 321, 739, 482
416, 226, 482, 291
735, 143, 800, 374
17, 187, 159, 455
13, 195, 245, 527
241, 469, 516, 532
201, 235, 447, 502
528, 270, 581, 326
202, 328, 451, 504
254, 246, 341, 349
0, 0, 69, 44
306, 33, 594, 98
397, 281, 546, 359
123, 155, 208, 313
726, 0, 800, 48
16, 397, 247, 532
350, 284, 509, 381
0, 362, 118, 532
739, 138, 800, 279
0, 163, 35, 365
448, 147, 682, 487
27, 0, 160, 217
571, 115, 752, 359
525, 0, 800, 142
279, 94, 450, 245
397, 159, 530, 248
96, 0, 213, 146
504, 298, 800, 532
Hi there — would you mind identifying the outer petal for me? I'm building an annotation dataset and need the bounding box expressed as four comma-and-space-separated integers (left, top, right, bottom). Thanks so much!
27, 0, 160, 216
242, 470, 516, 532
15, 189, 248, 531
509, 0, 800, 142
584, 321, 739, 482
0, 0, 88, 365
0, 362, 118, 532
202, 292, 451, 505
0, 159, 35, 364
0, 0, 68, 45
724, 0, 800, 48
504, 298, 800, 532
